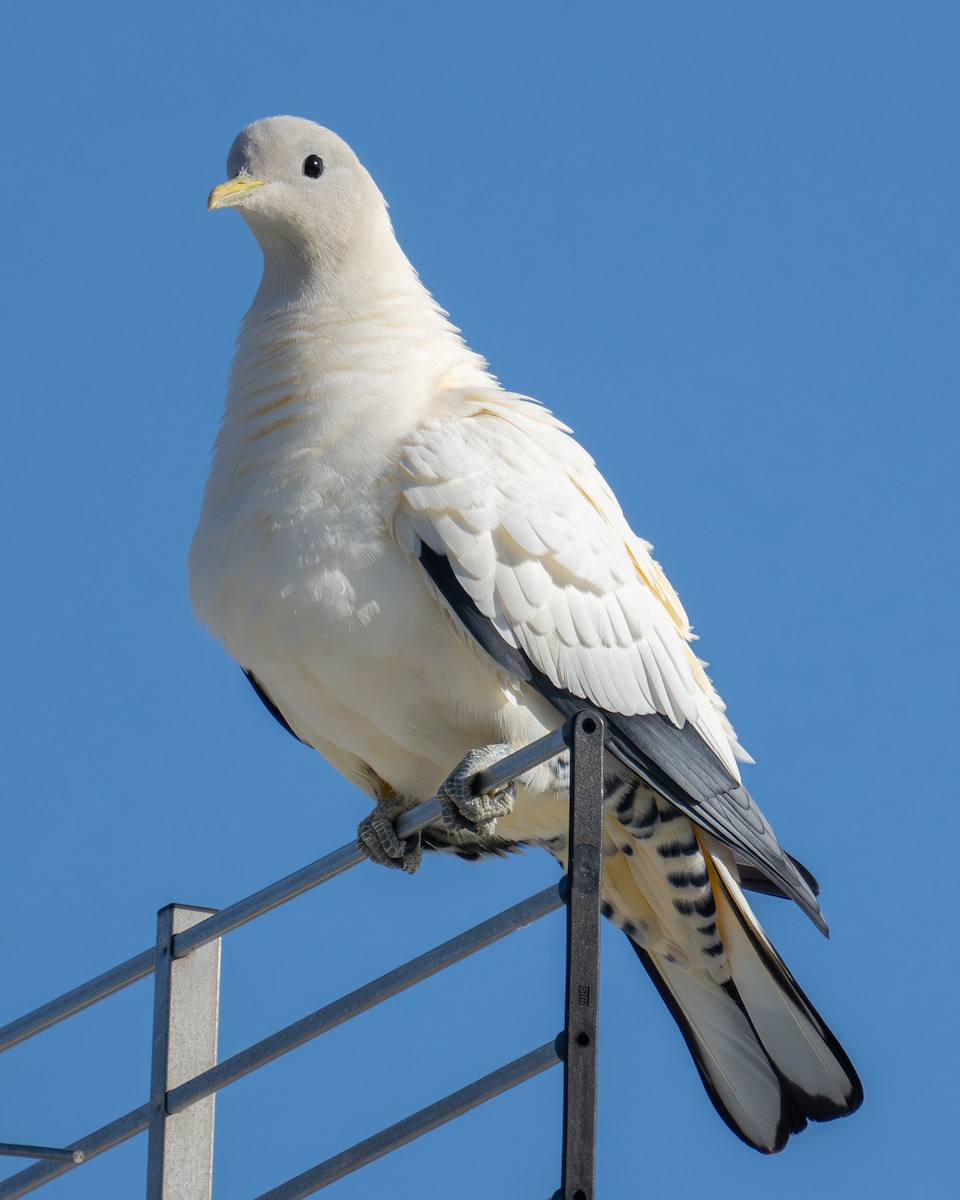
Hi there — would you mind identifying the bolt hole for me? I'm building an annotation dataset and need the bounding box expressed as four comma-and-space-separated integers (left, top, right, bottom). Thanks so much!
574, 1190, 588, 1200
581, 717, 597, 734
576, 1031, 590, 1047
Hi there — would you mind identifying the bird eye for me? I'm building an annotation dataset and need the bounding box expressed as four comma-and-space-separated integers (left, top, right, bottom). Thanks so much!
303, 154, 324, 179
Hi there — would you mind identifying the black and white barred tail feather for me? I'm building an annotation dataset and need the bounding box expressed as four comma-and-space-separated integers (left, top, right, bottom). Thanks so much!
631, 943, 805, 1152
629, 844, 862, 1153
707, 849, 863, 1123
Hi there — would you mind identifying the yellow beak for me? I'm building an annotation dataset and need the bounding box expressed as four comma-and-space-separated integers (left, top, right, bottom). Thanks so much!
208, 176, 265, 211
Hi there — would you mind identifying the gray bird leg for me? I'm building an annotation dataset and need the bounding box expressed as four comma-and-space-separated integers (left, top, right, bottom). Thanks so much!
357, 793, 422, 874
438, 744, 517, 838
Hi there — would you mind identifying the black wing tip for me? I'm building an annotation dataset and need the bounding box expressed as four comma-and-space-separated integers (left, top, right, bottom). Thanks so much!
789, 852, 822, 898
737, 852, 821, 900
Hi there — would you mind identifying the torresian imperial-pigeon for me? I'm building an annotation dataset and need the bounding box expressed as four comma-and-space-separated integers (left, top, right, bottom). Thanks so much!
189, 116, 862, 1153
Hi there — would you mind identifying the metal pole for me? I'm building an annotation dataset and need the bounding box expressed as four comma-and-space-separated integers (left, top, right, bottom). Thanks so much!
559, 710, 604, 1200
146, 905, 221, 1200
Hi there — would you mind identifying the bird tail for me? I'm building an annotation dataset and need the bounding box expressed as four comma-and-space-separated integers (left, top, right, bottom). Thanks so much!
629, 850, 863, 1153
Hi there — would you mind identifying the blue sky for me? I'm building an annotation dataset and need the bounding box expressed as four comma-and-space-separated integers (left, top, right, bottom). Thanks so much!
1, 2, 956, 1196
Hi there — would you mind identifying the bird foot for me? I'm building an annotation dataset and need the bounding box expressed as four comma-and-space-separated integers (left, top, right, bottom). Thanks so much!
357, 794, 422, 874
438, 744, 516, 838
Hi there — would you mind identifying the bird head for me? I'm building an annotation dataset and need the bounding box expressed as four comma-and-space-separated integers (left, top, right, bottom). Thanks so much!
208, 116, 390, 277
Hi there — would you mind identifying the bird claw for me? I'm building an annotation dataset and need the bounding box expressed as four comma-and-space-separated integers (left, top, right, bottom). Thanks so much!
438, 744, 516, 838
357, 795, 422, 874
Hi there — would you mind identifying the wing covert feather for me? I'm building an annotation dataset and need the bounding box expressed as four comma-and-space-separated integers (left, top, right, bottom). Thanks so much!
393, 391, 825, 930
395, 393, 740, 767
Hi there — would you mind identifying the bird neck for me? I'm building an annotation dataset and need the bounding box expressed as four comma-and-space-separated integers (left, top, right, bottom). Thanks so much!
240, 215, 490, 396
218, 225, 493, 458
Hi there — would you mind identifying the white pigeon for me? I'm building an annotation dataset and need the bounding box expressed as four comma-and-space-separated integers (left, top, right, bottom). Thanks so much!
189, 116, 862, 1153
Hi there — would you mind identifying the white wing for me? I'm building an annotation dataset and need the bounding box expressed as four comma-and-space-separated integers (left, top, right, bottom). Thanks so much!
393, 387, 746, 778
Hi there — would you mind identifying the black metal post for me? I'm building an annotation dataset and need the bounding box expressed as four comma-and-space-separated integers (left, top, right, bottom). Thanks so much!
558, 710, 605, 1200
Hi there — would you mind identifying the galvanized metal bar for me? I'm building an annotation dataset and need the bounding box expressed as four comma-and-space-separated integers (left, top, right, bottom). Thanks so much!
468, 722, 570, 797
173, 723, 572, 959
0, 884, 563, 1197
0, 724, 575, 1056
0, 949, 155, 1054
146, 906, 221, 1200
171, 843, 373, 959
253, 1041, 561, 1200
0, 1145, 83, 1164
0, 1105, 149, 1200
168, 883, 563, 1114
0, 725, 581, 1196
559, 710, 605, 1200
0, 881, 563, 1196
